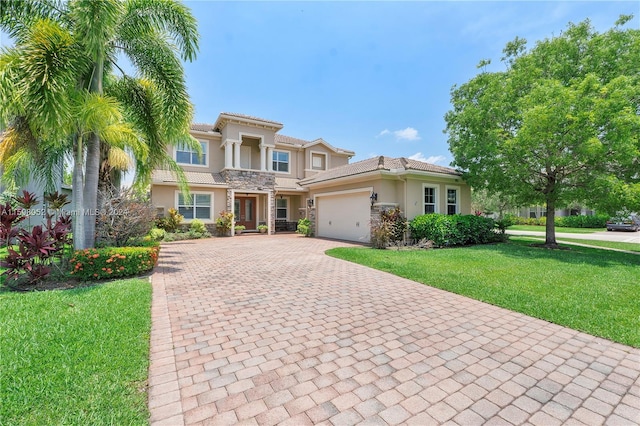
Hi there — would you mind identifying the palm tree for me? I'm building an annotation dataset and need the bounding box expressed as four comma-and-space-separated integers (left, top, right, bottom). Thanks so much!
0, 0, 200, 249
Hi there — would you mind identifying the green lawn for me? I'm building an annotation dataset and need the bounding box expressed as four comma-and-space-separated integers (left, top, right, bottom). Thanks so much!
0, 278, 152, 425
508, 224, 605, 233
327, 240, 640, 348
514, 235, 640, 253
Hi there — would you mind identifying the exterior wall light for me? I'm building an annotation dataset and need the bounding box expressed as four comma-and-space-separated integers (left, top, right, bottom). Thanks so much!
370, 192, 378, 206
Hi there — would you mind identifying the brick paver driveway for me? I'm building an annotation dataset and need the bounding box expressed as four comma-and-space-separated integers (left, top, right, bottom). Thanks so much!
149, 234, 639, 425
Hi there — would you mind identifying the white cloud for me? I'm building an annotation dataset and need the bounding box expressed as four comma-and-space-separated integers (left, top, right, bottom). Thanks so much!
393, 127, 421, 141
377, 127, 421, 141
409, 152, 447, 165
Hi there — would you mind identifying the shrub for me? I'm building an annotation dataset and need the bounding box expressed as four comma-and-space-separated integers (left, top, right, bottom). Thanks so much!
297, 218, 312, 237
215, 211, 234, 236
370, 208, 408, 249
96, 188, 157, 247
409, 214, 500, 247
382, 208, 407, 243
189, 219, 207, 234
69, 245, 160, 281
1, 215, 72, 285
0, 201, 26, 247
556, 214, 609, 228
148, 228, 166, 241
156, 208, 183, 233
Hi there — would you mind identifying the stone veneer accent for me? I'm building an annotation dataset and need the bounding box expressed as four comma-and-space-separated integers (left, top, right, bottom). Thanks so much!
221, 170, 277, 234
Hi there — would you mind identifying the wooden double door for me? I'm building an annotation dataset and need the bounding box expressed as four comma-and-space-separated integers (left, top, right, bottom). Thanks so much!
234, 196, 256, 230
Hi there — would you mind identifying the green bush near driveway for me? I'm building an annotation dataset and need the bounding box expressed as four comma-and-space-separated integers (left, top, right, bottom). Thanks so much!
327, 240, 640, 348
409, 213, 503, 247
0, 278, 151, 425
69, 244, 160, 281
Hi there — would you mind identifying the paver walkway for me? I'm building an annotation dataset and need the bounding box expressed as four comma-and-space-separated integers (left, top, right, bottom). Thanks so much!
148, 234, 640, 425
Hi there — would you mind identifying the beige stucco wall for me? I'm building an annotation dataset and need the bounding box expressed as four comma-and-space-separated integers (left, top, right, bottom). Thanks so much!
151, 184, 227, 223
404, 176, 471, 219
169, 133, 223, 174
221, 123, 276, 147
308, 173, 471, 221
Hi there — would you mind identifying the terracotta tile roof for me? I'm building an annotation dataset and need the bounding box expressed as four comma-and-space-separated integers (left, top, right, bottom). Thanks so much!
152, 169, 227, 186
219, 112, 283, 127
275, 177, 306, 191
274, 134, 310, 146
190, 123, 217, 132
299, 156, 460, 185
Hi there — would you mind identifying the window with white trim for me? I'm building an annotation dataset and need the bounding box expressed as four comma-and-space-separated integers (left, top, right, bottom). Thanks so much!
276, 198, 288, 219
311, 153, 326, 171
272, 151, 289, 172
178, 193, 211, 220
447, 188, 458, 215
424, 186, 437, 214
176, 141, 207, 166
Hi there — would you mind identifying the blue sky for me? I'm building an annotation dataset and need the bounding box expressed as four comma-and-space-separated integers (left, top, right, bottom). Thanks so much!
1, 1, 638, 167
182, 1, 639, 165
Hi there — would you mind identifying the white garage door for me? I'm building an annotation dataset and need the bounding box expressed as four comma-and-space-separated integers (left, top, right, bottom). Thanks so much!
316, 190, 370, 242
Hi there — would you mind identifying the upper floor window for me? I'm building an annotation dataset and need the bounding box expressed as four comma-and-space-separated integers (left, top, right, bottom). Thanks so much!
273, 151, 289, 173
311, 153, 326, 171
424, 186, 437, 214
176, 141, 207, 166
447, 188, 458, 215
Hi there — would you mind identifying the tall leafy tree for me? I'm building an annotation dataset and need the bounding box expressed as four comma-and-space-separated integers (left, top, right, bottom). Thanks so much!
0, 0, 200, 249
445, 16, 640, 246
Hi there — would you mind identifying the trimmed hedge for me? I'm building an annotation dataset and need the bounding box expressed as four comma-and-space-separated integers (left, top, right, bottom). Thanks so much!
409, 214, 501, 247
69, 245, 160, 281
556, 214, 609, 228
504, 213, 609, 228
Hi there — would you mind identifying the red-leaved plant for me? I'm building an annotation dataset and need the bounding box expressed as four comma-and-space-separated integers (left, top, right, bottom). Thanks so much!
0, 201, 26, 247
0, 214, 72, 285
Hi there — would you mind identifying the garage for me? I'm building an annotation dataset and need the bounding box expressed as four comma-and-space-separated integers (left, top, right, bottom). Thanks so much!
316, 189, 371, 242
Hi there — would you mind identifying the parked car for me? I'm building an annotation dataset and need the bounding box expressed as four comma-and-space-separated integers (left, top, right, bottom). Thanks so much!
606, 215, 640, 232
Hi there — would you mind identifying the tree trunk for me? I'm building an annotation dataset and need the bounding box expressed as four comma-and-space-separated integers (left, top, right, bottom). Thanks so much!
72, 134, 85, 250
83, 56, 104, 249
545, 200, 557, 247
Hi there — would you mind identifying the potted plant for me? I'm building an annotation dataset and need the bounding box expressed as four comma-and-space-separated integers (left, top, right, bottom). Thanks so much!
257, 224, 268, 234
234, 224, 246, 235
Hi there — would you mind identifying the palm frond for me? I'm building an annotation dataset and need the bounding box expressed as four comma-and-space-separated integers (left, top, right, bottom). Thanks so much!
0, 146, 33, 188
116, 30, 193, 140
100, 122, 149, 162
69, 0, 122, 62
121, 0, 199, 62
107, 146, 133, 171
17, 19, 83, 139
0, 0, 67, 43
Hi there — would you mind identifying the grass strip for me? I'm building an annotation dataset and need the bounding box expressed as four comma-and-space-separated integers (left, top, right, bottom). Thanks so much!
0, 278, 152, 425
327, 240, 640, 348
512, 235, 640, 253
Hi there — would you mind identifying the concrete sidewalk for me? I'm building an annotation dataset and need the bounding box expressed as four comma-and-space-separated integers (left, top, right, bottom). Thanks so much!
148, 235, 640, 425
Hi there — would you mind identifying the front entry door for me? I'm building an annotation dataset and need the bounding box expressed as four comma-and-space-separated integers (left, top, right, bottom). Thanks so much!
234, 197, 256, 230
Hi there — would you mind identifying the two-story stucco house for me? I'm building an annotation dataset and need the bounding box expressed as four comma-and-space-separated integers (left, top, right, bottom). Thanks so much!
150, 112, 471, 242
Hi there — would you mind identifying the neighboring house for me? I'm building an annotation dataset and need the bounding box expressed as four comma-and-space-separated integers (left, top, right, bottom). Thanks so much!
516, 206, 596, 219
150, 112, 471, 242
